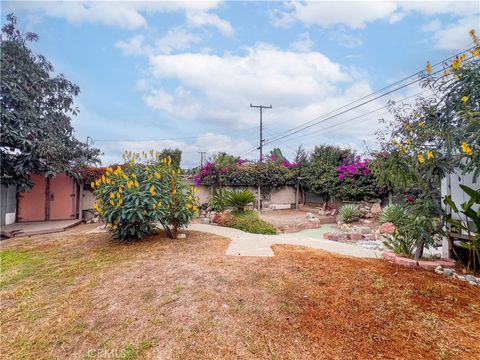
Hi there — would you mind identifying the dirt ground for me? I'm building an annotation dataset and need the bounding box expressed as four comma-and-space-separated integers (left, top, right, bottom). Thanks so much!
1, 226, 479, 360
258, 207, 335, 229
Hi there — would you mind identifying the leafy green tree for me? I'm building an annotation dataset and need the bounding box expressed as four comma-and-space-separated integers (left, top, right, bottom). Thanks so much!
208, 152, 239, 166
1, 14, 100, 191
372, 30, 480, 260
159, 148, 181, 169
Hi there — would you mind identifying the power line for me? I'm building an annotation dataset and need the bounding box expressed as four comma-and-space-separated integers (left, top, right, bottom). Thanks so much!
264, 55, 476, 146
263, 47, 476, 145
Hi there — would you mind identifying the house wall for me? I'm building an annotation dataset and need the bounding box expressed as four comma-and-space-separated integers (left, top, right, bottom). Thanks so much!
0, 182, 17, 226
441, 170, 479, 222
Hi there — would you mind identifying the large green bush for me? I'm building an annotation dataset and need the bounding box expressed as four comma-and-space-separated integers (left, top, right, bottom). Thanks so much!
219, 211, 277, 235
92, 150, 198, 240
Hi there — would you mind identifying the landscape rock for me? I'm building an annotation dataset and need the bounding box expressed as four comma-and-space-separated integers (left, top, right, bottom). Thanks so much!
379, 222, 396, 234
370, 203, 382, 215
465, 275, 478, 283
177, 233, 187, 239
443, 268, 454, 276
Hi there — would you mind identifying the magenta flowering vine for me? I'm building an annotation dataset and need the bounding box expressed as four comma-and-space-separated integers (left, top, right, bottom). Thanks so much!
337, 157, 371, 180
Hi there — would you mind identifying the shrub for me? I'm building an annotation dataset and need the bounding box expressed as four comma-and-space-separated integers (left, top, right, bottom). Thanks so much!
225, 189, 255, 212
92, 150, 199, 240
208, 188, 228, 212
339, 204, 363, 223
383, 230, 417, 257
380, 204, 408, 227
218, 210, 277, 235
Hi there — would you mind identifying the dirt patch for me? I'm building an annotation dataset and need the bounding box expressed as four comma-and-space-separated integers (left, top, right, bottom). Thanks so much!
1, 230, 479, 359
259, 207, 335, 231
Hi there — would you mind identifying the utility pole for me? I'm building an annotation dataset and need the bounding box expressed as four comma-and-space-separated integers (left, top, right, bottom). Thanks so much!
198, 151, 206, 168
250, 104, 272, 161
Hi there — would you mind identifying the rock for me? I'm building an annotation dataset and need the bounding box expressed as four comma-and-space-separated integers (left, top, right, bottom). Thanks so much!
318, 210, 326, 216
370, 203, 382, 215
357, 226, 372, 234
434, 265, 443, 272
177, 233, 187, 239
364, 212, 374, 218
306, 212, 315, 219
361, 219, 372, 224
465, 275, 478, 283
379, 222, 396, 234
308, 217, 320, 223
443, 268, 454, 276
201, 217, 210, 224
330, 209, 338, 216
468, 281, 478, 286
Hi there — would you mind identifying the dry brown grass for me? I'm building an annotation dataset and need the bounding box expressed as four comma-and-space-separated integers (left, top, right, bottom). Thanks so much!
1, 228, 479, 359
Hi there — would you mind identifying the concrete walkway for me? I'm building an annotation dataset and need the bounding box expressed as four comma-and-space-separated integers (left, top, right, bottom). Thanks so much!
188, 223, 382, 258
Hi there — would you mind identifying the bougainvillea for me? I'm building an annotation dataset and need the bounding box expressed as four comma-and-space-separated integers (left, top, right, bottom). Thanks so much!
337, 158, 371, 179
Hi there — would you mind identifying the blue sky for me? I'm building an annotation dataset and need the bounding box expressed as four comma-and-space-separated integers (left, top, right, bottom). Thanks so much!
3, 1, 479, 167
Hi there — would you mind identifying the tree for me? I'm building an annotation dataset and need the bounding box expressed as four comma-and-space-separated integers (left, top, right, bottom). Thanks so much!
372, 30, 480, 260
208, 152, 239, 167
0, 14, 100, 191
159, 148, 181, 169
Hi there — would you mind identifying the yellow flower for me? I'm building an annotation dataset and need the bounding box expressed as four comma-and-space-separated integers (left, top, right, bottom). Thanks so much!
471, 48, 480, 58
462, 96, 469, 103
116, 166, 122, 173
132, 173, 137, 179
427, 150, 434, 160
134, 180, 139, 187
116, 192, 121, 199
91, 181, 95, 188
452, 57, 461, 69
418, 121, 425, 128
107, 167, 113, 172
186, 203, 192, 209
193, 205, 199, 212
117, 199, 123, 206
417, 154, 425, 163
154, 172, 161, 179
118, 187, 123, 194
106, 178, 111, 185
425, 62, 432, 74
152, 203, 157, 209
101, 174, 106, 183
110, 199, 115, 206
461, 143, 473, 156
109, 192, 115, 199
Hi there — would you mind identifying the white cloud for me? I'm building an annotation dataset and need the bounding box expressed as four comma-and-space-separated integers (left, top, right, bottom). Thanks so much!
290, 32, 314, 52
139, 43, 396, 150
155, 27, 202, 54
432, 16, 480, 50
116, 35, 151, 56
6, 1, 231, 33
99, 132, 254, 167
116, 28, 202, 56
272, 1, 479, 29
421, 19, 442, 32
329, 27, 363, 48
186, 11, 235, 37
272, 1, 398, 29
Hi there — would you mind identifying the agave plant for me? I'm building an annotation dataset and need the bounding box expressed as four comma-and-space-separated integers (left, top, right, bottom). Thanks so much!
380, 204, 408, 227
225, 189, 255, 212
339, 204, 364, 223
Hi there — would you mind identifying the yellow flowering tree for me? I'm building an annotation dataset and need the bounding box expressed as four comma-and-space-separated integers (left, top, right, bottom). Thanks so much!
372, 30, 479, 260
92, 150, 199, 240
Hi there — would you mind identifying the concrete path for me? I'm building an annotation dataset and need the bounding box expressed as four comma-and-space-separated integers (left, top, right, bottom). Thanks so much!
188, 223, 382, 258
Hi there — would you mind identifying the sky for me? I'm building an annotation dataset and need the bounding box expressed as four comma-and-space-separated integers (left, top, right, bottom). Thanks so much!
2, 0, 480, 167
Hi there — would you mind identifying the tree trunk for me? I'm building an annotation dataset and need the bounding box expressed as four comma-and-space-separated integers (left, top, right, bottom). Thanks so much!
415, 241, 424, 263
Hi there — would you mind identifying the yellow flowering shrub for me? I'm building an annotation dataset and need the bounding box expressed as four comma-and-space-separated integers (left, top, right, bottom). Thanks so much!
92, 150, 199, 240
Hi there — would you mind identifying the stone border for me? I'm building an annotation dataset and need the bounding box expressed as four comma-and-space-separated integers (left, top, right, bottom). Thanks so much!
383, 251, 456, 271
